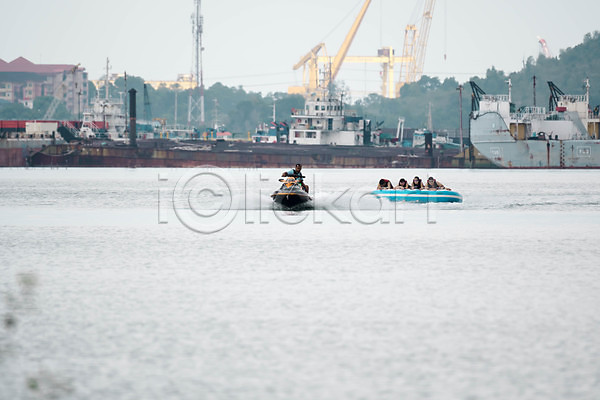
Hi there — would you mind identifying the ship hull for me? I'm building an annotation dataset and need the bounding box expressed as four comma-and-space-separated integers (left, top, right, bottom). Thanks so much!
0, 139, 59, 167
27, 142, 461, 168
470, 112, 600, 168
0, 148, 29, 167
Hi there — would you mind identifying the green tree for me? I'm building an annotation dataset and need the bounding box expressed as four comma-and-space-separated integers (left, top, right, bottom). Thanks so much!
0, 102, 34, 119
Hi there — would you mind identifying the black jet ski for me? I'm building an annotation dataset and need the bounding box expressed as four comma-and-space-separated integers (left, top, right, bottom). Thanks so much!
271, 177, 312, 209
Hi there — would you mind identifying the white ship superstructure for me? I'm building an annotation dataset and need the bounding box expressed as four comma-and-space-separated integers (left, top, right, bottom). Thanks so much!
470, 79, 600, 168
80, 59, 127, 140
79, 95, 127, 140
288, 96, 376, 146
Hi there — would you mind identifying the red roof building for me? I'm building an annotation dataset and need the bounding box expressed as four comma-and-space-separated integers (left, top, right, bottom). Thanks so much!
0, 57, 88, 117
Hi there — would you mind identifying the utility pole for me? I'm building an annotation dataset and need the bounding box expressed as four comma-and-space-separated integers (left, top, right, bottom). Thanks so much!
533, 75, 536, 107
213, 98, 219, 138
174, 89, 178, 128
187, 0, 205, 129
457, 84, 463, 151
427, 102, 433, 131
77, 87, 81, 121
104, 58, 110, 100
124, 71, 128, 131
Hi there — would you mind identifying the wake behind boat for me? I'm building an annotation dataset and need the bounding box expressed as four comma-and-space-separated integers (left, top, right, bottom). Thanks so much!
372, 189, 463, 203
271, 177, 313, 209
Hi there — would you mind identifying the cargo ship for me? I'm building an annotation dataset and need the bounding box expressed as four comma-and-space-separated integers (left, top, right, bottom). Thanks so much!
288, 95, 379, 145
23, 90, 464, 168
469, 79, 600, 168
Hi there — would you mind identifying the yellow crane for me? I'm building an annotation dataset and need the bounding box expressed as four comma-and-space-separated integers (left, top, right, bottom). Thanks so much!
317, 47, 410, 98
288, 0, 372, 97
288, 0, 436, 99
289, 43, 326, 96
324, 0, 372, 90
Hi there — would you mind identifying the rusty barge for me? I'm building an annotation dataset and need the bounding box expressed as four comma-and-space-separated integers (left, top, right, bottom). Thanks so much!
27, 140, 464, 168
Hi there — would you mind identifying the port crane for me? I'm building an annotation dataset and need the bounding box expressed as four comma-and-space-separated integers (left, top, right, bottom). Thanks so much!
316, 46, 410, 98
290, 42, 326, 96
288, 0, 436, 98
397, 0, 436, 95
547, 81, 565, 112
288, 0, 372, 97
468, 81, 486, 112
43, 63, 80, 119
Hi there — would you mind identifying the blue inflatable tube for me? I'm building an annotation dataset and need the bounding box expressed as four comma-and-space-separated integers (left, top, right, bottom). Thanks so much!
371, 189, 463, 203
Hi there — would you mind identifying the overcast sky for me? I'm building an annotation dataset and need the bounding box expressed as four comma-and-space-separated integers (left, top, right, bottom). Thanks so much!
2, 0, 599, 98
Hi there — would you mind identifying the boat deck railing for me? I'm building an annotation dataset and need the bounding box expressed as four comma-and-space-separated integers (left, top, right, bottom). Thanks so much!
587, 108, 600, 120
510, 107, 547, 121
521, 106, 546, 115
557, 94, 587, 103
481, 94, 509, 102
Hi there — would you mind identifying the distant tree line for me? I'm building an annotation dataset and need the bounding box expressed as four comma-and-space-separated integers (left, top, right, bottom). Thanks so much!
0, 96, 71, 121
2, 31, 599, 133
354, 31, 600, 132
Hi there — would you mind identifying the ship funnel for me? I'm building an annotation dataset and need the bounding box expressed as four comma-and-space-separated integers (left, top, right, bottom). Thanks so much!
128, 88, 137, 147
424, 132, 433, 157
363, 119, 371, 145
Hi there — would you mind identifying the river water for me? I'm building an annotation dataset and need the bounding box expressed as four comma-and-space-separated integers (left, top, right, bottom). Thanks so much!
1, 167, 599, 399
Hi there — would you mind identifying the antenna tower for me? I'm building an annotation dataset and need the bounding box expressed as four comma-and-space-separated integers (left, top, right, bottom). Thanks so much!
188, 0, 205, 128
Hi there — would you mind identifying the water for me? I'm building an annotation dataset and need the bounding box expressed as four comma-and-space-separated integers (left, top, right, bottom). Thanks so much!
1, 167, 599, 399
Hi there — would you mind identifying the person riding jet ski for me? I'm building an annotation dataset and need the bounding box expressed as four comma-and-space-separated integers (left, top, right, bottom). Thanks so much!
282, 163, 309, 193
